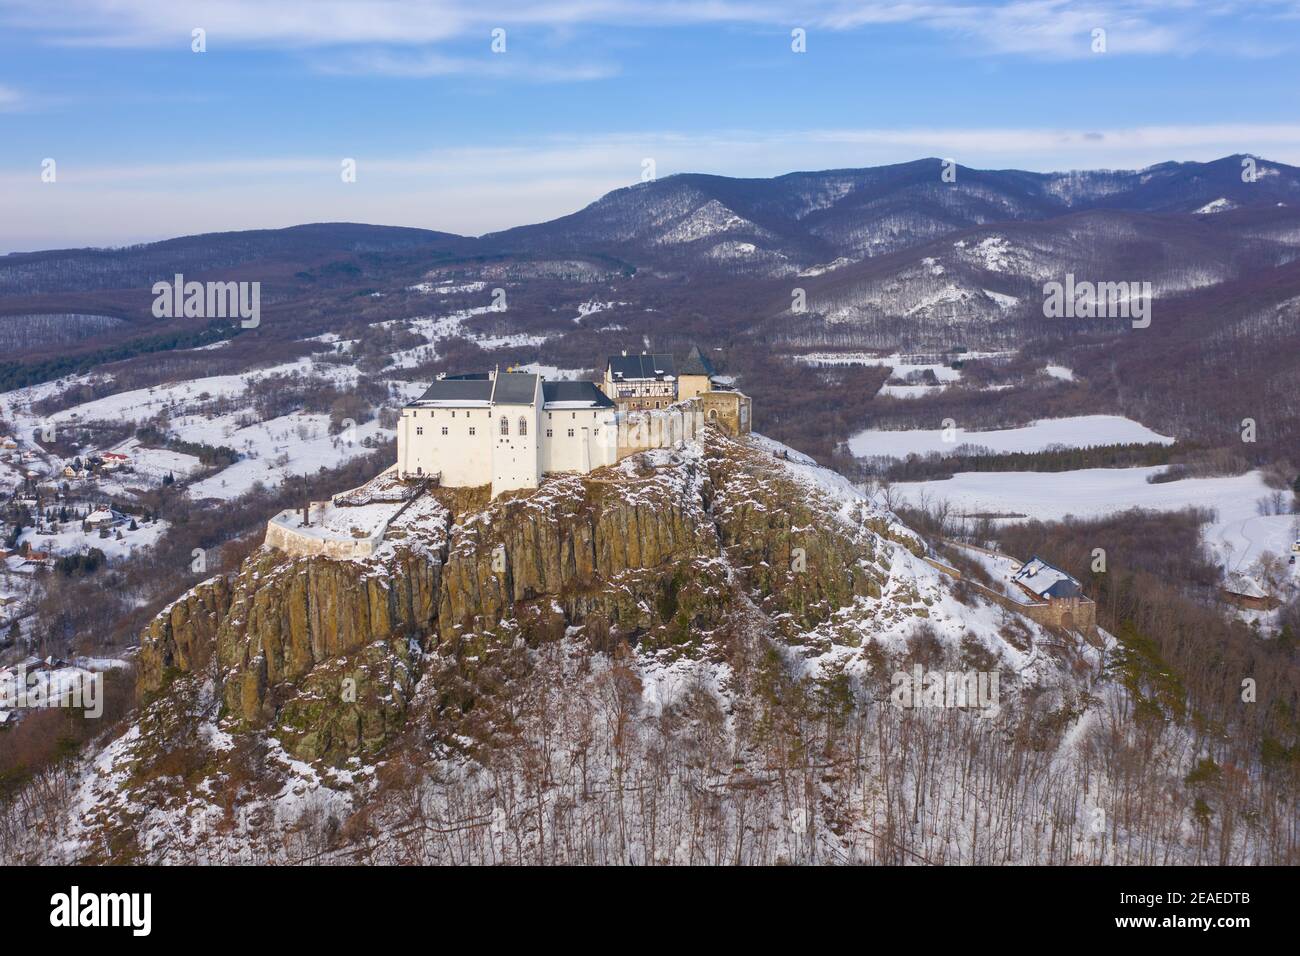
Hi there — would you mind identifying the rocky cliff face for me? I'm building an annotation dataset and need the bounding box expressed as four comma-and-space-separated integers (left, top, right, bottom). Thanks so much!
134, 431, 937, 765
137, 573, 234, 697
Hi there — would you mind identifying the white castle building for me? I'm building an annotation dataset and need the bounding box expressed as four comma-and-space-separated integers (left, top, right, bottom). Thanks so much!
398, 353, 751, 498
397, 370, 618, 496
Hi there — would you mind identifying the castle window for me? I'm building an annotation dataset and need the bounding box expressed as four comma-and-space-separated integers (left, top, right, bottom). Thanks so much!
441, 426, 448, 435
416, 427, 423, 436
500, 416, 509, 436
469, 427, 476, 436
567, 428, 575, 437
518, 416, 527, 436
546, 428, 553, 437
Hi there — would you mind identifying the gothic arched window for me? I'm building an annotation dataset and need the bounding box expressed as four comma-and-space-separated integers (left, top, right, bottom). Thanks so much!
500, 416, 509, 436
518, 416, 527, 436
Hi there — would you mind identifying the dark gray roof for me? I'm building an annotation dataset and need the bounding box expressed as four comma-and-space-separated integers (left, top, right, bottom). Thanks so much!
1012, 556, 1082, 599
413, 378, 493, 403
542, 381, 616, 408
607, 353, 676, 381
1041, 578, 1082, 599
678, 345, 716, 377
491, 371, 539, 405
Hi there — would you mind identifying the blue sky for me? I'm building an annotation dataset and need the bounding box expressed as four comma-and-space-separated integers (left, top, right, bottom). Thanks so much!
2, 0, 1299, 251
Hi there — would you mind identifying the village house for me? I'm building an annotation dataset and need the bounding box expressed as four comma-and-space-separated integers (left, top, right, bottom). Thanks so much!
99, 452, 131, 471
1220, 572, 1279, 611
10, 549, 54, 571
0, 436, 17, 450
84, 507, 125, 531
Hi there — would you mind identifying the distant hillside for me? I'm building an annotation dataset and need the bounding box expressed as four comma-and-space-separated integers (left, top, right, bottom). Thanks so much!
0, 222, 470, 297
485, 155, 1300, 273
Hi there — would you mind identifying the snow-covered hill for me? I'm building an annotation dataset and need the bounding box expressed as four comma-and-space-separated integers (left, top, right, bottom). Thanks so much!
8, 428, 1276, 866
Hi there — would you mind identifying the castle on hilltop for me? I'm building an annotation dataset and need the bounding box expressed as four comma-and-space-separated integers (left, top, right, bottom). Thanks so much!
397, 347, 751, 497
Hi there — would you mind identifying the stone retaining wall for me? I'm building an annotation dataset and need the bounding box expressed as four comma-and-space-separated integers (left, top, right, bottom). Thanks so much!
264, 518, 383, 560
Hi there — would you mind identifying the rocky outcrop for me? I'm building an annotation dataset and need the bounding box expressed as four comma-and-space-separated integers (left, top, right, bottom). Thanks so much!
138, 574, 235, 699
134, 430, 913, 762
437, 460, 720, 646
216, 547, 441, 744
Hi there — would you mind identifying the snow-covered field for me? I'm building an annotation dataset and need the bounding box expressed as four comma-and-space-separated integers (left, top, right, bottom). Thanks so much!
182, 410, 391, 500
407, 280, 487, 295
0, 351, 410, 503
384, 305, 551, 369
514, 363, 591, 381
893, 466, 1296, 570
19, 517, 168, 560
795, 351, 983, 378
877, 383, 948, 400
1, 357, 346, 431
851, 415, 1173, 458
90, 439, 204, 496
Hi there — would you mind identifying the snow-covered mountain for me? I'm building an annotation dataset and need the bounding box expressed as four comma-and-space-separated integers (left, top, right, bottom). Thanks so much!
485, 155, 1300, 274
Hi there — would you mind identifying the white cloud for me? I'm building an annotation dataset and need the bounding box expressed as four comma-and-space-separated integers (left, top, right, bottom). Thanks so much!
0, 0, 1291, 61
0, 84, 22, 110
316, 48, 619, 81
3, 123, 1299, 250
